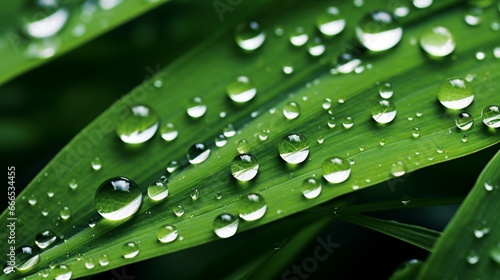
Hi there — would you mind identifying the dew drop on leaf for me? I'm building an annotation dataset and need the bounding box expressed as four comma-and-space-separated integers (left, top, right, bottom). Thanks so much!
91, 157, 102, 171
94, 177, 142, 221
68, 179, 78, 190
85, 258, 95, 269
14, 246, 40, 271
186, 97, 207, 118
336, 53, 361, 74
236, 139, 250, 154
391, 161, 407, 177
307, 37, 325, 56
215, 134, 227, 147
239, 193, 267, 221
456, 112, 474, 130
35, 230, 57, 249
116, 104, 159, 144
413, 0, 433, 8
283, 101, 301, 120
187, 143, 211, 164
356, 10, 403, 51
121, 242, 140, 259
481, 105, 500, 128
235, 21, 266, 51
190, 189, 200, 201
289, 26, 309, 46
147, 180, 169, 201
412, 127, 421, 138
466, 251, 479, 264
52, 264, 71, 280
342, 116, 354, 129
378, 82, 394, 99
419, 26, 455, 57
231, 154, 259, 181
160, 123, 178, 142
98, 254, 110, 266
213, 213, 239, 238
173, 205, 185, 217
316, 6, 346, 37
59, 207, 71, 220
227, 76, 257, 103
278, 133, 310, 164
157, 225, 178, 243
322, 157, 351, 183
302, 178, 322, 199
371, 99, 397, 124
23, 3, 69, 39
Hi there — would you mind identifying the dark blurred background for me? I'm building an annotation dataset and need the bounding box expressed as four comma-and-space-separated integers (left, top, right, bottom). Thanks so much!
1, 1, 499, 279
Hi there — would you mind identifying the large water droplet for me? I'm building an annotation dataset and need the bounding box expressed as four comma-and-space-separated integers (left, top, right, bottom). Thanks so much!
420, 26, 455, 57
35, 230, 57, 249
481, 105, 500, 128
187, 143, 211, 164
147, 180, 169, 201
85, 258, 95, 269
322, 157, 351, 183
239, 193, 267, 221
227, 76, 257, 103
52, 264, 71, 280
157, 225, 178, 243
173, 205, 185, 217
278, 133, 310, 164
235, 21, 266, 51
372, 100, 397, 124
302, 178, 322, 199
464, 7, 483, 26
231, 154, 259, 181
94, 177, 142, 221
213, 213, 239, 238
98, 254, 109, 266
160, 123, 178, 142
356, 11, 403, 51
15, 246, 40, 271
456, 112, 474, 130
24, 7, 69, 39
122, 242, 140, 259
283, 101, 301, 120
316, 7, 346, 36
116, 104, 159, 144
391, 161, 407, 177
438, 78, 474, 110
289, 26, 308, 46
187, 97, 207, 118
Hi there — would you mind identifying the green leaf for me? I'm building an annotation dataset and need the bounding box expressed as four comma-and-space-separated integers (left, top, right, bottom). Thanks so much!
417, 150, 500, 279
1, 0, 500, 279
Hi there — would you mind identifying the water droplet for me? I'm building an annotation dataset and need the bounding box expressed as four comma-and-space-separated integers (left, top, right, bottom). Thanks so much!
336, 53, 362, 73
239, 193, 267, 221
215, 192, 223, 200
160, 123, 178, 142
187, 97, 207, 118
215, 134, 228, 147
35, 230, 57, 249
356, 11, 403, 51
372, 100, 397, 124
227, 76, 257, 103
307, 37, 326, 56
94, 177, 142, 221
14, 246, 40, 271
475, 51, 486, 60
419, 26, 455, 57
91, 157, 102, 171
392, 3, 410, 17
153, 79, 163, 88
258, 129, 270, 141
278, 133, 310, 164
302, 178, 322, 199
213, 213, 239, 238
490, 244, 500, 264
166, 160, 180, 173
283, 65, 294, 74
378, 82, 394, 99
187, 143, 211, 164
401, 194, 411, 205
412, 127, 421, 138
52, 264, 71, 280
235, 21, 266, 51
59, 207, 71, 220
68, 179, 78, 190
322, 157, 351, 183
26, 38, 59, 59
462, 134, 469, 143
484, 182, 494, 191
147, 180, 169, 201
85, 258, 95, 269
316, 6, 346, 36
236, 139, 250, 154
283, 101, 301, 120
391, 161, 407, 177
223, 124, 237, 137
88, 218, 96, 228
464, 7, 482, 26
100, 0, 122, 10
481, 105, 500, 128
190, 189, 200, 201
413, 0, 433, 8
98, 254, 109, 266
116, 104, 159, 144
231, 154, 259, 181
24, 6, 69, 39
342, 116, 354, 128
157, 225, 178, 243
436, 145, 444, 154
174, 205, 185, 217
317, 136, 325, 144
322, 98, 332, 110
289, 26, 309, 46
456, 112, 474, 130
494, 47, 500, 58
474, 227, 490, 238
28, 195, 37, 206
122, 242, 140, 259
467, 251, 479, 264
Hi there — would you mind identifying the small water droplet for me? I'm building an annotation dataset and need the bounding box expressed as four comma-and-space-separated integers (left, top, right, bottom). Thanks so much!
474, 227, 490, 238
466, 251, 479, 264
462, 134, 469, 143
160, 123, 178, 142
283, 102, 301, 120
317, 136, 325, 144
122, 242, 140, 259
215, 134, 228, 147
68, 179, 78, 190
52, 264, 71, 280
223, 124, 237, 137
392, 3, 410, 17
190, 189, 200, 201
173, 205, 185, 217
166, 160, 180, 173
231, 154, 259, 181
322, 98, 332, 110
420, 26, 455, 57
258, 129, 270, 141
336, 53, 361, 73
391, 161, 407, 177
327, 116, 336, 128
213, 213, 239, 238
227, 76, 257, 103
412, 127, 421, 138
283, 65, 294, 75
14, 246, 40, 271
239, 193, 267, 221
413, 0, 433, 8
436, 145, 444, 154
116, 104, 159, 144
289, 26, 309, 46
475, 51, 486, 60
98, 254, 109, 266
147, 180, 169, 201
372, 100, 397, 124
401, 194, 412, 205
302, 178, 322, 199
157, 225, 178, 243
484, 182, 494, 191
342, 117, 354, 129
481, 105, 500, 128
85, 258, 95, 269
464, 7, 483, 26
356, 10, 403, 51
378, 82, 394, 99
187, 97, 207, 118
316, 6, 346, 36
278, 133, 310, 164
153, 79, 163, 88
235, 21, 266, 51
94, 177, 142, 221
456, 112, 474, 130
307, 37, 326, 56
91, 157, 102, 171
322, 157, 351, 183
236, 139, 250, 154
379, 139, 386, 146
59, 207, 71, 220
215, 192, 223, 200
88, 219, 96, 228
187, 143, 211, 164
28, 195, 37, 206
